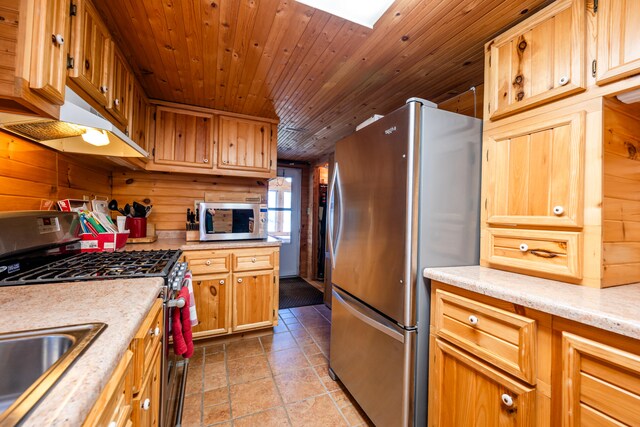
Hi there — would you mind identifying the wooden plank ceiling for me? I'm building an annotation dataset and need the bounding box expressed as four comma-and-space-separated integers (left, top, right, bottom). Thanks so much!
96, 0, 551, 161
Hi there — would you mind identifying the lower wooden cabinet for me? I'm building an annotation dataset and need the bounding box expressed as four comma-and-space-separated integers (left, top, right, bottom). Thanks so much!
429, 281, 640, 427
184, 246, 280, 339
430, 338, 535, 427
84, 299, 163, 427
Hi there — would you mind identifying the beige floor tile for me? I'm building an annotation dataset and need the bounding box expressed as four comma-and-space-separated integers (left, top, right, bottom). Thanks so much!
233, 407, 290, 427
267, 347, 311, 375
274, 367, 327, 403
184, 393, 202, 411
306, 353, 328, 367
301, 342, 322, 356
204, 351, 225, 364
204, 343, 225, 354
226, 338, 264, 360
261, 332, 298, 352
279, 311, 296, 319
340, 405, 372, 426
230, 377, 283, 418
286, 322, 306, 331
282, 317, 300, 326
286, 395, 348, 427
289, 328, 310, 339
314, 365, 342, 392
330, 387, 355, 409
204, 386, 229, 407
181, 399, 202, 427
185, 375, 203, 396
227, 354, 271, 385
273, 323, 289, 334
204, 361, 226, 378
203, 402, 231, 425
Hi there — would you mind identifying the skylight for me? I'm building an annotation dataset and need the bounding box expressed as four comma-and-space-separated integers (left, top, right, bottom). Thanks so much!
296, 0, 395, 29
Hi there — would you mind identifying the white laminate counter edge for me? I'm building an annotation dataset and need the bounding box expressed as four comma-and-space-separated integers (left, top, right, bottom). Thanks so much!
423, 266, 640, 340
0, 278, 164, 426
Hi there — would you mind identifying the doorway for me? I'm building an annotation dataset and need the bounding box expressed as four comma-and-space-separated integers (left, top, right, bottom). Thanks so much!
268, 167, 301, 277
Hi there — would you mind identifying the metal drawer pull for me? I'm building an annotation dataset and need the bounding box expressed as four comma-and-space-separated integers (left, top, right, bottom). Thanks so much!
519, 243, 528, 252
501, 394, 514, 407
468, 315, 479, 325
530, 249, 557, 259
168, 297, 185, 308
237, 278, 243, 283
142, 398, 151, 410
553, 205, 564, 215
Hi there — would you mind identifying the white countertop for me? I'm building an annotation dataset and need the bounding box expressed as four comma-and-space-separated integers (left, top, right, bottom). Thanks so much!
0, 278, 164, 426
424, 266, 640, 340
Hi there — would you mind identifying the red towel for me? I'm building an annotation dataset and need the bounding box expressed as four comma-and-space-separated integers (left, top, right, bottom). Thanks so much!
171, 287, 194, 358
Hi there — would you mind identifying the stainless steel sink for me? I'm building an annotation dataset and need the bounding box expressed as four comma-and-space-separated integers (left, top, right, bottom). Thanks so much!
0, 323, 106, 426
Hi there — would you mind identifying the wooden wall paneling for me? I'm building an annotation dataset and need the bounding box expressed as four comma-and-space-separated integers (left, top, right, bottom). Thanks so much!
602, 98, 640, 286
0, 132, 112, 211
92, 0, 552, 161
438, 85, 485, 119
111, 171, 267, 231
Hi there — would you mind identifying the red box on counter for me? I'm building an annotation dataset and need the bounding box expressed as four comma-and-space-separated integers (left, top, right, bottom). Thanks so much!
79, 232, 129, 252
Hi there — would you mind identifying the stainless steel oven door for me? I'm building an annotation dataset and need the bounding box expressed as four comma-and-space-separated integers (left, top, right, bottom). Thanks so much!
162, 288, 190, 426
198, 202, 267, 241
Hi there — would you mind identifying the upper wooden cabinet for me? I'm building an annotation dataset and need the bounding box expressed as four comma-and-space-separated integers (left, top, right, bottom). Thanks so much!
596, 0, 640, 85
29, 0, 71, 105
128, 82, 149, 151
68, 0, 112, 106
218, 116, 272, 173
484, 111, 585, 228
106, 47, 132, 127
150, 105, 215, 170
486, 0, 585, 120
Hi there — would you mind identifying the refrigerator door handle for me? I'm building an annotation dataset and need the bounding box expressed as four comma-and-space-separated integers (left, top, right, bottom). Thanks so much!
328, 162, 342, 268
333, 289, 405, 343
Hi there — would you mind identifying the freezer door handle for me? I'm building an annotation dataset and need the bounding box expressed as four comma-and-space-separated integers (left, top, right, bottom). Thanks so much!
333, 289, 404, 343
328, 162, 342, 268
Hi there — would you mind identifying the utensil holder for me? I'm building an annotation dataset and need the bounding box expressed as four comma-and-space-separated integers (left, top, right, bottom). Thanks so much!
126, 217, 147, 238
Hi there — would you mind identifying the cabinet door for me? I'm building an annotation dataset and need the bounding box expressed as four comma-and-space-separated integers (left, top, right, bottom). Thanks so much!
129, 83, 149, 152
69, 0, 111, 105
561, 332, 640, 426
153, 106, 214, 169
486, 0, 585, 120
132, 347, 161, 427
231, 270, 275, 332
29, 0, 70, 105
430, 338, 535, 427
596, 0, 640, 85
191, 274, 229, 338
218, 116, 271, 172
107, 48, 132, 127
485, 111, 585, 228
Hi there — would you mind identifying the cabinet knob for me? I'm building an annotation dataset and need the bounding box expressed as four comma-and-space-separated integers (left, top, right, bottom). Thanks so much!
149, 326, 160, 337
114, 98, 120, 107
222, 160, 228, 164
142, 398, 151, 410
52, 34, 64, 45
501, 394, 514, 407
553, 205, 564, 216
219, 279, 225, 285
108, 422, 117, 427
205, 260, 211, 266
519, 243, 529, 252
468, 315, 479, 326
100, 85, 108, 93
251, 257, 257, 263
558, 76, 569, 86
203, 158, 209, 163
237, 278, 243, 283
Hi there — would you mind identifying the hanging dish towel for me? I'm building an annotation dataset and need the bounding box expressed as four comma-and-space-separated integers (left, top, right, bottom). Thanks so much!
171, 287, 194, 358
184, 270, 199, 327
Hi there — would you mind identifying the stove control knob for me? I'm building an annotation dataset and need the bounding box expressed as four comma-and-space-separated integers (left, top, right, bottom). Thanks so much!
180, 264, 187, 270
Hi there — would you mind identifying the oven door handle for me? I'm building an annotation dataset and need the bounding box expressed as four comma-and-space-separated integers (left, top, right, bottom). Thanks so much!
167, 297, 185, 308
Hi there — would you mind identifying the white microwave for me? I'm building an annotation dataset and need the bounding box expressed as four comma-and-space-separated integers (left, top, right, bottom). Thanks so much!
198, 202, 268, 241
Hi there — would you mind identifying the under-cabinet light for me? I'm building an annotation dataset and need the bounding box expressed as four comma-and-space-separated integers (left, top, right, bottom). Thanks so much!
617, 88, 640, 104
295, 0, 395, 28
81, 128, 110, 146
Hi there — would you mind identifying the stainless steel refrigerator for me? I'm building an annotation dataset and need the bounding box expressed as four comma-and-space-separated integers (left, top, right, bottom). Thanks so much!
328, 98, 481, 426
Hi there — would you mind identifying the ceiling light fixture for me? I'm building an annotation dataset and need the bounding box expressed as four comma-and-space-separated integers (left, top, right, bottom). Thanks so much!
295, 0, 395, 28
81, 128, 110, 146
617, 88, 640, 104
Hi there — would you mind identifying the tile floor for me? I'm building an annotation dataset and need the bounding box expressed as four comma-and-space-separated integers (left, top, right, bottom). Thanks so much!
182, 304, 373, 427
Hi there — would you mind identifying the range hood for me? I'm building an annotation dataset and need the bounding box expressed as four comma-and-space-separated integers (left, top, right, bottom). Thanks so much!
0, 87, 148, 158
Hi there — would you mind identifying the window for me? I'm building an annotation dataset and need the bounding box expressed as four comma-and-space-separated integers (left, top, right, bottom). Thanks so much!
267, 177, 293, 243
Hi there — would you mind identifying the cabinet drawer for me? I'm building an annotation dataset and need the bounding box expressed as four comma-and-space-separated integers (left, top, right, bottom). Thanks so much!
185, 252, 231, 275
562, 332, 640, 426
434, 289, 537, 384
485, 228, 582, 280
132, 347, 161, 427
233, 251, 275, 272
130, 299, 163, 394
84, 350, 133, 427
